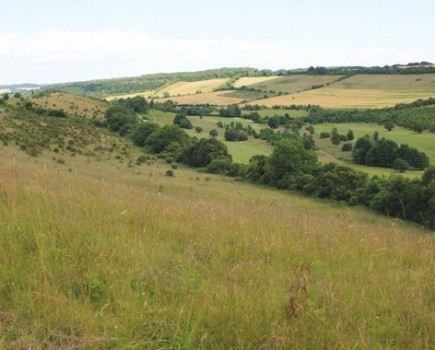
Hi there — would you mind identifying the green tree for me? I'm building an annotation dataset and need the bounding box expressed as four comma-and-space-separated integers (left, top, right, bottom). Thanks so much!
183, 138, 231, 167
352, 135, 374, 164
209, 129, 218, 138
346, 129, 354, 141
330, 128, 341, 145
269, 139, 318, 188
173, 114, 192, 129
393, 158, 410, 173
145, 125, 188, 153
130, 123, 160, 147
384, 121, 395, 131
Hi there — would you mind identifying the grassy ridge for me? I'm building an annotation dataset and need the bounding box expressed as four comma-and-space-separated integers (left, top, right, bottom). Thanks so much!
0, 147, 434, 349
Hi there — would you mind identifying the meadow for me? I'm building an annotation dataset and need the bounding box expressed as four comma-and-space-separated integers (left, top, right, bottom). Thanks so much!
157, 91, 244, 106
31, 92, 108, 119
156, 79, 230, 97
0, 139, 434, 349
313, 123, 435, 164
233, 76, 278, 88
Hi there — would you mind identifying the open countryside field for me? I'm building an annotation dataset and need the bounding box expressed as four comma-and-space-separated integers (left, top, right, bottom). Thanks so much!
313, 123, 435, 164
105, 90, 156, 101
0, 140, 434, 349
247, 75, 343, 94
157, 90, 245, 105
333, 73, 435, 90
31, 92, 109, 119
149, 110, 272, 163
156, 78, 230, 97
256, 87, 435, 108
233, 76, 278, 88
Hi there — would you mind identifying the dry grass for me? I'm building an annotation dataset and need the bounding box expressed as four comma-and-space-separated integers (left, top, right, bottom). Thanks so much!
157, 91, 244, 105
0, 138, 434, 348
334, 73, 435, 90
106, 90, 156, 101
255, 87, 435, 108
31, 92, 108, 119
233, 76, 279, 88
155, 79, 230, 97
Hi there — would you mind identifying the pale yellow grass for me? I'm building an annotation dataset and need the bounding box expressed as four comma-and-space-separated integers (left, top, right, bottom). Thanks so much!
0, 89, 10, 94
157, 90, 244, 105
334, 73, 435, 90
31, 92, 108, 119
233, 76, 278, 88
106, 90, 156, 101
156, 78, 230, 97
255, 87, 435, 108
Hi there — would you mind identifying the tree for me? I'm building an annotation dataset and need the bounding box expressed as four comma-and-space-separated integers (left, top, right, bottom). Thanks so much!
352, 135, 374, 164
209, 129, 218, 138
330, 128, 341, 145
195, 126, 203, 133
173, 114, 192, 129
341, 142, 352, 152
269, 139, 318, 187
393, 158, 410, 173
346, 129, 354, 141
145, 125, 188, 153
3, 93, 9, 101
183, 138, 231, 167
268, 116, 280, 129
130, 123, 160, 147
105, 105, 138, 135
384, 121, 395, 131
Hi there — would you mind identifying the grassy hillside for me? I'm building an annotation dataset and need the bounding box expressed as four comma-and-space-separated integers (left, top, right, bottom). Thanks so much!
256, 87, 435, 109
333, 73, 435, 90
1, 96, 434, 348
233, 76, 278, 88
155, 79, 230, 97
157, 91, 245, 106
246, 75, 343, 94
0, 136, 434, 349
30, 92, 108, 120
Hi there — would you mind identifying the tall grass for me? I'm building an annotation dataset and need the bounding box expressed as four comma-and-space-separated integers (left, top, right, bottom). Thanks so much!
0, 152, 434, 349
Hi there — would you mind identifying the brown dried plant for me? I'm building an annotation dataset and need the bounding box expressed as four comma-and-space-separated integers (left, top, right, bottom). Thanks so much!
286, 266, 311, 319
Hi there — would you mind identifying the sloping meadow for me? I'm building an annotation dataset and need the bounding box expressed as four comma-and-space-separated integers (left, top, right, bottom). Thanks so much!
0, 151, 434, 349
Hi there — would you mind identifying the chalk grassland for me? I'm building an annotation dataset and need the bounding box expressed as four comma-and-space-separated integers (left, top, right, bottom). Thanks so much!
333, 73, 435, 90
0, 144, 434, 349
313, 123, 435, 164
105, 90, 156, 101
31, 92, 109, 119
157, 91, 245, 106
233, 76, 278, 88
155, 78, 230, 97
256, 88, 435, 108
246, 75, 343, 94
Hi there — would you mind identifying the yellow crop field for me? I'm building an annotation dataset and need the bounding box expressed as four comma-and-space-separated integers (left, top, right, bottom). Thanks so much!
156, 78, 230, 97
254, 87, 435, 109
233, 76, 278, 88
333, 73, 435, 90
105, 90, 156, 101
158, 90, 244, 105
31, 92, 108, 119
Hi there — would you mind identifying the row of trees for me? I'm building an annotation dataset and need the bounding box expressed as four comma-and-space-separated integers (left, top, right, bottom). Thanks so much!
352, 134, 429, 170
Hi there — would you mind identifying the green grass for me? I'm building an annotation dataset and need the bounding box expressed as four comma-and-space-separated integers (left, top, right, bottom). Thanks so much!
333, 73, 435, 90
313, 123, 435, 164
223, 140, 272, 163
255, 108, 309, 118
1, 101, 435, 348
0, 143, 434, 349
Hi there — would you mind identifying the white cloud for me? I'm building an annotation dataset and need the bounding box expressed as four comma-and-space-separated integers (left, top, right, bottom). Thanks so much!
0, 29, 433, 84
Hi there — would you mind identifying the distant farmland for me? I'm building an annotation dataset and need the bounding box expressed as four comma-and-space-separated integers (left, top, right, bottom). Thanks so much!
156, 78, 230, 97
251, 74, 435, 108
157, 91, 244, 105
233, 76, 278, 88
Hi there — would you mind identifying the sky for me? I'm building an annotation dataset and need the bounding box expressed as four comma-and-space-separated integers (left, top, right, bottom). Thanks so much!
1, 0, 434, 85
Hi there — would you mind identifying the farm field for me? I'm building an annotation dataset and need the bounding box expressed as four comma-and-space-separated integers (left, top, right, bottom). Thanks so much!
0, 138, 434, 349
156, 78, 230, 97
333, 73, 435, 90
313, 123, 435, 164
157, 91, 244, 105
246, 75, 343, 94
256, 87, 435, 108
233, 76, 278, 88
105, 90, 156, 101
31, 92, 109, 119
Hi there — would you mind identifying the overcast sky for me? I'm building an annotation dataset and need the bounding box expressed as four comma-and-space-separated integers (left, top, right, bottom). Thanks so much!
1, 0, 434, 85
